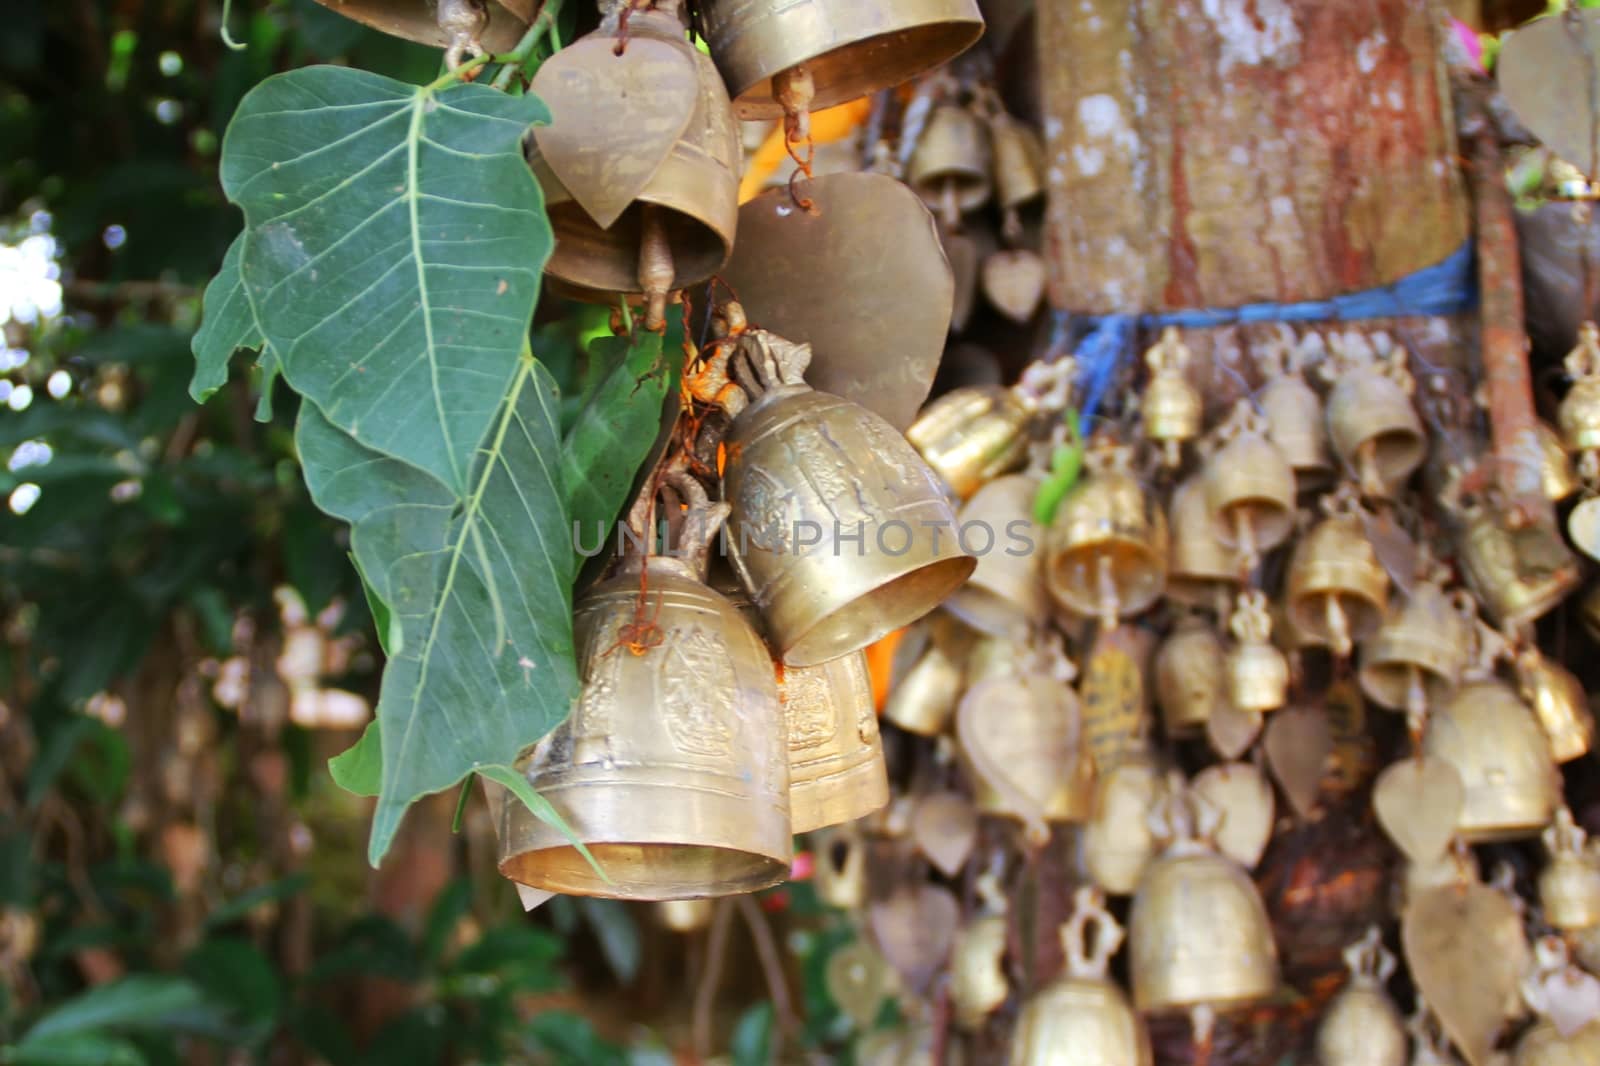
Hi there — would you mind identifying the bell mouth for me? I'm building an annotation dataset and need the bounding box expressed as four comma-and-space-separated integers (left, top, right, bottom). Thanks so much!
501, 843, 789, 901
783, 553, 975, 668
544, 198, 732, 295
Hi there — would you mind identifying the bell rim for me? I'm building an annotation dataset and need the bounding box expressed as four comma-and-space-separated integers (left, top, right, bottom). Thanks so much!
782, 551, 976, 667
500, 841, 792, 900
789, 750, 891, 834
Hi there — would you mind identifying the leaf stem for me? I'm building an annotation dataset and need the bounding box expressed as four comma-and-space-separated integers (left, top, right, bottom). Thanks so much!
490, 0, 567, 90
451, 774, 474, 832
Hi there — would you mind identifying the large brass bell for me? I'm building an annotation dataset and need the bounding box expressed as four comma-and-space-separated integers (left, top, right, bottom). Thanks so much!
312, 0, 532, 57
1539, 807, 1600, 933
1323, 338, 1426, 499
696, 0, 984, 119
1315, 928, 1406, 1066
1226, 590, 1289, 715
528, 0, 739, 326
1516, 646, 1595, 764
500, 467, 791, 898
780, 647, 889, 832
1421, 636, 1560, 844
1285, 487, 1389, 658
1165, 476, 1241, 610
908, 104, 993, 229
1358, 578, 1471, 716
1259, 342, 1333, 490
721, 328, 975, 666
1128, 787, 1280, 1014
1141, 328, 1202, 468
1011, 887, 1153, 1066
1046, 440, 1168, 625
945, 473, 1047, 638
1204, 402, 1296, 567
1450, 480, 1582, 629
1154, 613, 1225, 738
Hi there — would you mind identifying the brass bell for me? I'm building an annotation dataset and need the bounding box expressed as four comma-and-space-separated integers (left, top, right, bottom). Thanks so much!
1516, 647, 1595, 764
1128, 787, 1281, 1014
883, 639, 964, 736
1226, 590, 1289, 715
722, 328, 975, 666
780, 647, 890, 833
1204, 401, 1296, 567
528, 0, 739, 327
944, 473, 1047, 638
1285, 487, 1389, 658
1259, 342, 1334, 490
1011, 887, 1153, 1066
501, 469, 791, 898
697, 0, 984, 119
1515, 1019, 1600, 1066
1141, 328, 1203, 468
1315, 928, 1407, 1066
1540, 808, 1600, 932
1323, 338, 1426, 499
1515, 936, 1600, 1066
312, 0, 532, 57
988, 107, 1045, 241
812, 822, 869, 910
656, 898, 715, 933
1422, 638, 1560, 844
1358, 578, 1471, 715
907, 384, 1031, 499
1154, 614, 1225, 738
908, 105, 994, 230
1450, 486, 1582, 630
1559, 322, 1600, 458
950, 872, 1010, 1031
1082, 758, 1167, 896
1046, 440, 1169, 626
1538, 421, 1580, 502
1166, 475, 1241, 610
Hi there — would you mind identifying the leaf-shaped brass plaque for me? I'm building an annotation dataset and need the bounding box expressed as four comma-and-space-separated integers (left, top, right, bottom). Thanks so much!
1375, 756, 1464, 865
1499, 10, 1600, 177
1264, 705, 1333, 819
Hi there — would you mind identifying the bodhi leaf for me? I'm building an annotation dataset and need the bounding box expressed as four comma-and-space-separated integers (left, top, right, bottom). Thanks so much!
221, 65, 553, 495
562, 331, 672, 573
297, 355, 579, 865
328, 721, 382, 798
190, 232, 279, 420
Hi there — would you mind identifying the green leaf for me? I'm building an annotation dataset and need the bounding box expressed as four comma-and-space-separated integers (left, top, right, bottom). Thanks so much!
328, 720, 382, 797
475, 765, 605, 883
730, 1002, 774, 1066
9, 1033, 145, 1066
23, 976, 203, 1043
204, 873, 309, 930
182, 939, 281, 1027
297, 358, 580, 865
575, 898, 641, 985
188, 233, 263, 404
561, 331, 672, 576
222, 65, 553, 495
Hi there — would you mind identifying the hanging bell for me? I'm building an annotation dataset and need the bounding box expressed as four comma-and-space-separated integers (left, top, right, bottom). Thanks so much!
1315, 927, 1406, 1066
1141, 328, 1203, 468
1259, 342, 1334, 490
1540, 808, 1600, 933
988, 107, 1045, 242
883, 639, 964, 736
1515, 1019, 1600, 1066
812, 822, 869, 910
944, 473, 1048, 638
780, 647, 890, 833
1045, 440, 1169, 625
656, 898, 715, 932
908, 104, 994, 230
697, 0, 984, 119
1559, 323, 1600, 460
1082, 758, 1168, 897
1323, 338, 1426, 499
1515, 936, 1600, 1066
907, 384, 1032, 499
1516, 647, 1595, 764
1128, 787, 1281, 1014
1285, 487, 1390, 658
1154, 613, 1225, 738
1225, 590, 1289, 715
1358, 578, 1471, 715
1166, 475, 1242, 610
1204, 401, 1297, 567
1011, 887, 1153, 1066
1422, 639, 1561, 844
528, 0, 739, 326
950, 872, 1010, 1031
722, 328, 975, 666
501, 465, 791, 898
1450, 485, 1582, 629
312, 0, 532, 56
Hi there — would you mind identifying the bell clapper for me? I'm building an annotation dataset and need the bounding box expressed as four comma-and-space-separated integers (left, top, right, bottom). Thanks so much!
1405, 666, 1429, 749
637, 204, 675, 332
1325, 594, 1352, 659
940, 177, 962, 231
1096, 553, 1123, 633
1231, 506, 1259, 571
1356, 436, 1385, 499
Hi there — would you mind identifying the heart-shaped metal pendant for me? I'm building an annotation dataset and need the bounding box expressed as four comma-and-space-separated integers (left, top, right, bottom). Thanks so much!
1374, 755, 1465, 864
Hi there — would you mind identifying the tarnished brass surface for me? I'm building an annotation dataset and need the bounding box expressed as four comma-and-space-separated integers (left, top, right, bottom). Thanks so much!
780, 648, 890, 832
1423, 678, 1559, 844
1046, 447, 1167, 621
1285, 507, 1389, 657
907, 386, 1031, 499
1359, 580, 1469, 712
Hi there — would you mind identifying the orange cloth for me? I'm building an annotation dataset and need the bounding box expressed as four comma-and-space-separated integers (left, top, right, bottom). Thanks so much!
737, 97, 873, 203
865, 628, 903, 713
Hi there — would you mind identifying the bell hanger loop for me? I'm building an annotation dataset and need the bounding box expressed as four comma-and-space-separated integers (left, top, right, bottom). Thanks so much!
1061, 886, 1124, 980
438, 0, 489, 69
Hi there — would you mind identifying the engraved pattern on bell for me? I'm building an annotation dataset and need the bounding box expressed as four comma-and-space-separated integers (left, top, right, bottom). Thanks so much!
1422, 677, 1560, 844
725, 384, 975, 666
780, 648, 890, 833
500, 558, 791, 899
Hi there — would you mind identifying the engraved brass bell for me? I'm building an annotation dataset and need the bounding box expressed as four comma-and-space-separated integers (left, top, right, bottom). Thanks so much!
501, 469, 791, 898
1516, 647, 1595, 764
1358, 577, 1471, 715
528, 0, 739, 326
1205, 402, 1296, 567
1422, 637, 1560, 844
1154, 613, 1225, 738
781, 647, 890, 832
1226, 590, 1289, 715
1259, 342, 1333, 490
1286, 487, 1390, 658
657, 898, 714, 932
722, 328, 975, 666
1323, 338, 1426, 499
1166, 475, 1241, 610
945, 473, 1047, 638
1539, 808, 1600, 933
907, 385, 1031, 499
1316, 927, 1406, 1066
1128, 787, 1280, 1014
812, 822, 869, 910
312, 0, 532, 57
908, 105, 993, 229
1011, 887, 1153, 1066
1141, 328, 1202, 468
696, 0, 984, 119
1046, 440, 1169, 625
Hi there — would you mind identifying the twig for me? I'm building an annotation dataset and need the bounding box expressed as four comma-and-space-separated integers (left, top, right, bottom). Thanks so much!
692, 898, 735, 1060
735, 895, 799, 1062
